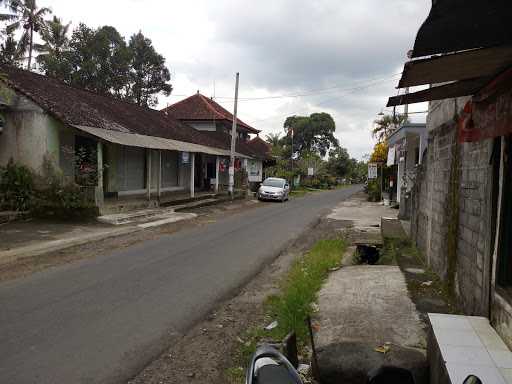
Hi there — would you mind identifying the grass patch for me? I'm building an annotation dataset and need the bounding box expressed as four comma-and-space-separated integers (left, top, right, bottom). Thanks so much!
226, 238, 347, 382
269, 238, 347, 341
379, 237, 423, 265
382, 237, 460, 313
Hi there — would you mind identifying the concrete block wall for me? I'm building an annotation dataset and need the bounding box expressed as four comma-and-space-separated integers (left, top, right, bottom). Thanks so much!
411, 106, 494, 316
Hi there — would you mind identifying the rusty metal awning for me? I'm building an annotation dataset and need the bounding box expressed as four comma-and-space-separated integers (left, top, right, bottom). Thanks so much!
72, 125, 251, 158
398, 46, 512, 88
387, 77, 491, 107
411, 0, 512, 58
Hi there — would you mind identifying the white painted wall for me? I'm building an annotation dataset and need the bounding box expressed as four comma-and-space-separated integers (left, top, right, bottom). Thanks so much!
188, 121, 216, 131
0, 93, 62, 173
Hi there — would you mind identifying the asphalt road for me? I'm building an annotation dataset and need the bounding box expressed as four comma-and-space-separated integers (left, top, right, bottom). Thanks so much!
0, 186, 360, 384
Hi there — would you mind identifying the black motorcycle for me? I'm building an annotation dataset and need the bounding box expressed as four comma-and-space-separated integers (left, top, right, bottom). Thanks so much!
246, 343, 483, 384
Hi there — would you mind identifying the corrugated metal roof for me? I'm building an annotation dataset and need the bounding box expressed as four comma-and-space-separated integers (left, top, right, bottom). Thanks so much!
411, 0, 512, 58
398, 46, 512, 88
387, 123, 426, 146
387, 77, 491, 107
73, 125, 252, 158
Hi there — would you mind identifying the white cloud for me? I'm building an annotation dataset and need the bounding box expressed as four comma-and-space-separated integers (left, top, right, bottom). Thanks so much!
37, 0, 431, 159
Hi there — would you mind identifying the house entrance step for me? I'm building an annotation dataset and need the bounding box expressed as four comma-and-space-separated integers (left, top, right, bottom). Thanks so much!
97, 198, 221, 226
97, 207, 177, 225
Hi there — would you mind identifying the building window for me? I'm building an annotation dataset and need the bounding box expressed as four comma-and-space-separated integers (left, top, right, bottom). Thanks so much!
415, 147, 420, 165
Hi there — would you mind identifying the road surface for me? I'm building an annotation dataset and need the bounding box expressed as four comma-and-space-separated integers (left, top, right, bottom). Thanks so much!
0, 186, 360, 384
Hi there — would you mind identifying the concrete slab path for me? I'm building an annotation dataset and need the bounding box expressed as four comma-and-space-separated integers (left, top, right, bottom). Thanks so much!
314, 193, 427, 384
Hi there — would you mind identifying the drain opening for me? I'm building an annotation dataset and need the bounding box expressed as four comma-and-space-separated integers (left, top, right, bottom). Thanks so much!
356, 244, 381, 265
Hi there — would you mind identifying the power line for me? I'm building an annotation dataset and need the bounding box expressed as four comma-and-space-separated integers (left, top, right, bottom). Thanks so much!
249, 76, 402, 124
165, 72, 402, 102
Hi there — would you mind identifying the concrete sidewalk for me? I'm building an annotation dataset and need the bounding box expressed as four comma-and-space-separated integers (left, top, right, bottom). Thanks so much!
0, 210, 198, 265
314, 193, 427, 384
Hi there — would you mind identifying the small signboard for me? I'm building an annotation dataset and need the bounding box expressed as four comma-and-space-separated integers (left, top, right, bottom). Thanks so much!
307, 167, 314, 176
181, 151, 190, 164
368, 163, 378, 179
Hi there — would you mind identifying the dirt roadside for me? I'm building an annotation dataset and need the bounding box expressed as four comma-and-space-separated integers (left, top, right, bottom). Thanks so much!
0, 198, 265, 282
127, 216, 351, 384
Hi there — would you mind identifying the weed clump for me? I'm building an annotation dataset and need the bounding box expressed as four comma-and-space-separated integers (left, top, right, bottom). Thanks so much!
270, 238, 347, 340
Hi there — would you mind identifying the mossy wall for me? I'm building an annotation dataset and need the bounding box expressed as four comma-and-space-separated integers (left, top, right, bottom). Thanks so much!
410, 120, 494, 316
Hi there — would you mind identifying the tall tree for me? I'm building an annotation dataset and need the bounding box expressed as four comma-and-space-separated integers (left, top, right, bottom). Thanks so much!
0, 32, 22, 65
283, 112, 339, 158
36, 16, 72, 79
66, 24, 130, 96
327, 146, 351, 177
126, 31, 172, 107
372, 113, 409, 143
2, 0, 51, 70
265, 132, 282, 147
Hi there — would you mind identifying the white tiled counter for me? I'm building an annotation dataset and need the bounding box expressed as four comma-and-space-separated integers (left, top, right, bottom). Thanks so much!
428, 313, 512, 384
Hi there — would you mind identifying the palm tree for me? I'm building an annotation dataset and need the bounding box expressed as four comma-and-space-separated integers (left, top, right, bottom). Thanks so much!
372, 113, 410, 143
265, 132, 282, 147
2, 0, 51, 70
35, 16, 70, 61
0, 32, 23, 65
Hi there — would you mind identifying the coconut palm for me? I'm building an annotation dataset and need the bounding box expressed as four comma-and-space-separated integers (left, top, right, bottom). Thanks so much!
0, 32, 23, 65
265, 132, 282, 147
372, 113, 410, 143
35, 16, 70, 61
2, 0, 51, 70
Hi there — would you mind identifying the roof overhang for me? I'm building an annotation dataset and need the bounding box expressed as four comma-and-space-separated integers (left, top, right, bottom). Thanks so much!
411, 0, 512, 58
387, 124, 426, 146
72, 125, 252, 158
398, 46, 512, 88
387, 77, 491, 107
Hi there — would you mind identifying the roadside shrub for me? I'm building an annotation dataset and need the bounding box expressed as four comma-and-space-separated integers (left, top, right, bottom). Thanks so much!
270, 238, 346, 340
31, 156, 97, 219
367, 179, 381, 202
0, 157, 97, 219
0, 159, 34, 211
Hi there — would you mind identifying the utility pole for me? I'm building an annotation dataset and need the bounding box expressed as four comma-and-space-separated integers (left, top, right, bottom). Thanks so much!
290, 127, 294, 188
228, 72, 239, 197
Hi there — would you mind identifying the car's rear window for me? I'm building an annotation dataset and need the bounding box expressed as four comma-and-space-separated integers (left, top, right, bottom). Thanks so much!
262, 179, 285, 188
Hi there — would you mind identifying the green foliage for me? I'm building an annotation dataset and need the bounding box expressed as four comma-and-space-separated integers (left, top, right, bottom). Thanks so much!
35, 22, 172, 107
367, 178, 381, 201
35, 16, 73, 79
372, 113, 409, 143
127, 32, 172, 107
32, 156, 96, 218
0, 157, 97, 218
1, 0, 52, 69
234, 168, 248, 189
66, 24, 132, 97
264, 158, 295, 183
0, 159, 34, 211
269, 238, 346, 340
283, 112, 339, 158
326, 146, 351, 177
0, 32, 22, 66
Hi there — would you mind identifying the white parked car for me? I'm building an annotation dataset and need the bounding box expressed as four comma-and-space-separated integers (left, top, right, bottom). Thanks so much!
257, 177, 290, 202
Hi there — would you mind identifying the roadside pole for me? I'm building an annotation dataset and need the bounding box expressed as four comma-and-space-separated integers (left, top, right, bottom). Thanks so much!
228, 72, 239, 198
381, 162, 384, 202
290, 127, 294, 189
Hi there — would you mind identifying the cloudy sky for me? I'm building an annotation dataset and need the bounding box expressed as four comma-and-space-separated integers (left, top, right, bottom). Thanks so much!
37, 0, 431, 159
